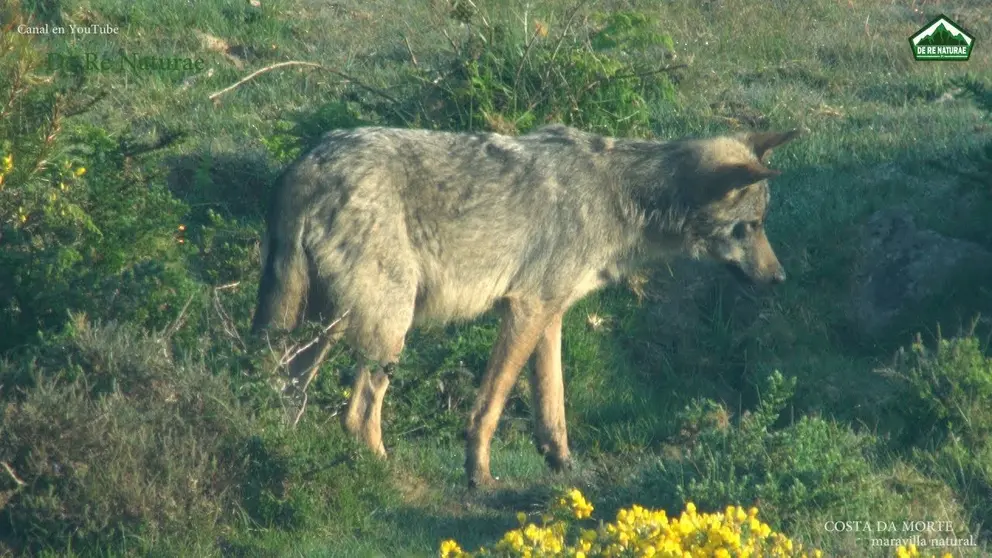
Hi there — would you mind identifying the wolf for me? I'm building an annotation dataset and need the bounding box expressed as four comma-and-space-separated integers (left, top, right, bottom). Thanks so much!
251, 124, 798, 487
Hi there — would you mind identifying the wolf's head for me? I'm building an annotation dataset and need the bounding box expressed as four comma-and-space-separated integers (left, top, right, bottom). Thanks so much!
670, 129, 800, 285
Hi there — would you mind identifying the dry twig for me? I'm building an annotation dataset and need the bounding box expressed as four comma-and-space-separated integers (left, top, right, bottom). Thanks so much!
1, 461, 26, 488
276, 309, 350, 370
163, 293, 196, 340
403, 35, 419, 67
267, 309, 352, 427
208, 62, 400, 105
212, 282, 246, 351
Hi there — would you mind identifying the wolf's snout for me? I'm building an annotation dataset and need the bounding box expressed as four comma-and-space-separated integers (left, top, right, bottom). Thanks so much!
725, 262, 786, 286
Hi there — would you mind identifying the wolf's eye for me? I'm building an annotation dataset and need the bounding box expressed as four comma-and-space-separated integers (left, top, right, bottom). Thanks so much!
732, 222, 749, 239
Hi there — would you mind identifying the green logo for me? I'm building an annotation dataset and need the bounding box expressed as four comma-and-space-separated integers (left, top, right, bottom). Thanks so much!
909, 14, 975, 61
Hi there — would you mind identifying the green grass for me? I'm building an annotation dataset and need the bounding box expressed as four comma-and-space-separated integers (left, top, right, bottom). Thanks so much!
2, 0, 992, 556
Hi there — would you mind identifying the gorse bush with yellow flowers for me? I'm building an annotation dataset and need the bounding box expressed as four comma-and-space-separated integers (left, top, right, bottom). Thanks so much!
440, 487, 824, 558
440, 488, 960, 558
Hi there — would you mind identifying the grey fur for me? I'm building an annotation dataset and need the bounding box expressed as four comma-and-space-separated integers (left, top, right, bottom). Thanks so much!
252, 124, 797, 486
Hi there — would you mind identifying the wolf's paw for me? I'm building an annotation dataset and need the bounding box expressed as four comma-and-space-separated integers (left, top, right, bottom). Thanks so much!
545, 452, 573, 473
467, 470, 500, 490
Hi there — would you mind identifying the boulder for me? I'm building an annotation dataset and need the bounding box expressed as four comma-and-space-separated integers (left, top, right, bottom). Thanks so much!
849, 206, 992, 339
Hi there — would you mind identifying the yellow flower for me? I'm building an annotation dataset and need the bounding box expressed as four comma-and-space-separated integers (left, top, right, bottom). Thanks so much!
533, 20, 549, 38
74, 166, 86, 176
758, 523, 772, 539
439, 539, 463, 558
556, 488, 594, 519
439, 493, 822, 558
1, 154, 12, 172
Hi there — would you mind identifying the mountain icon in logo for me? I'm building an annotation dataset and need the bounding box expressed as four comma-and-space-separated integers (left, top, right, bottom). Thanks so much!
910, 15, 975, 61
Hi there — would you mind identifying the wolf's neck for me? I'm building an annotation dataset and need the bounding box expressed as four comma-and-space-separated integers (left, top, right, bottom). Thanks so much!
605, 138, 689, 242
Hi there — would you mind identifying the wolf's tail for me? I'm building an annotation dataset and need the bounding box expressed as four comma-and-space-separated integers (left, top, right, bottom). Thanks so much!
251, 212, 308, 334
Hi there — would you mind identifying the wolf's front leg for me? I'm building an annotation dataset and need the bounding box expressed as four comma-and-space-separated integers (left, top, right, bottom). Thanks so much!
465, 298, 550, 488
342, 363, 391, 457
530, 312, 572, 471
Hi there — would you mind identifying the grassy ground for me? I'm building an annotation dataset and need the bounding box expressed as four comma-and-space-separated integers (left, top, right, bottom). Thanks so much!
2, 0, 992, 556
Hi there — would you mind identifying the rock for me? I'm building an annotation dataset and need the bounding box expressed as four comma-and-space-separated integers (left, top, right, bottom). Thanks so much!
848, 206, 992, 339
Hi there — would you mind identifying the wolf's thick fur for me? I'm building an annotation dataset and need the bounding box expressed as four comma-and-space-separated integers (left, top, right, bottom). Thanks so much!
252, 124, 798, 487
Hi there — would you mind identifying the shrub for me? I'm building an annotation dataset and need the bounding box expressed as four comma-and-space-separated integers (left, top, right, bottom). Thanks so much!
438, 487, 824, 557
345, 6, 679, 137
884, 330, 992, 542
0, 318, 394, 555
888, 331, 992, 447
583, 368, 982, 554
661, 372, 882, 530
437, 487, 962, 557
0, 6, 193, 353
0, 317, 249, 553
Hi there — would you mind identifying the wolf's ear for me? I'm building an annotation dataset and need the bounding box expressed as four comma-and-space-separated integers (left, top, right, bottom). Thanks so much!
697, 161, 780, 201
742, 129, 801, 162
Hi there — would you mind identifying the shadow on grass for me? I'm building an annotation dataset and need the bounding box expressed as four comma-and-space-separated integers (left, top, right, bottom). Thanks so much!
164, 148, 278, 221
367, 482, 569, 555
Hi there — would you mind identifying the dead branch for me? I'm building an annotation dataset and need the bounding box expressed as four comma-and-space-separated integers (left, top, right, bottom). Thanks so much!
536, 0, 588, 103
442, 28, 462, 55
162, 293, 196, 341
580, 64, 689, 97
547, 0, 588, 67
267, 309, 350, 428
291, 390, 310, 427
403, 35, 419, 67
212, 283, 246, 352
277, 309, 351, 369
1, 461, 26, 488
208, 61, 321, 100
513, 25, 544, 91
208, 62, 400, 105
